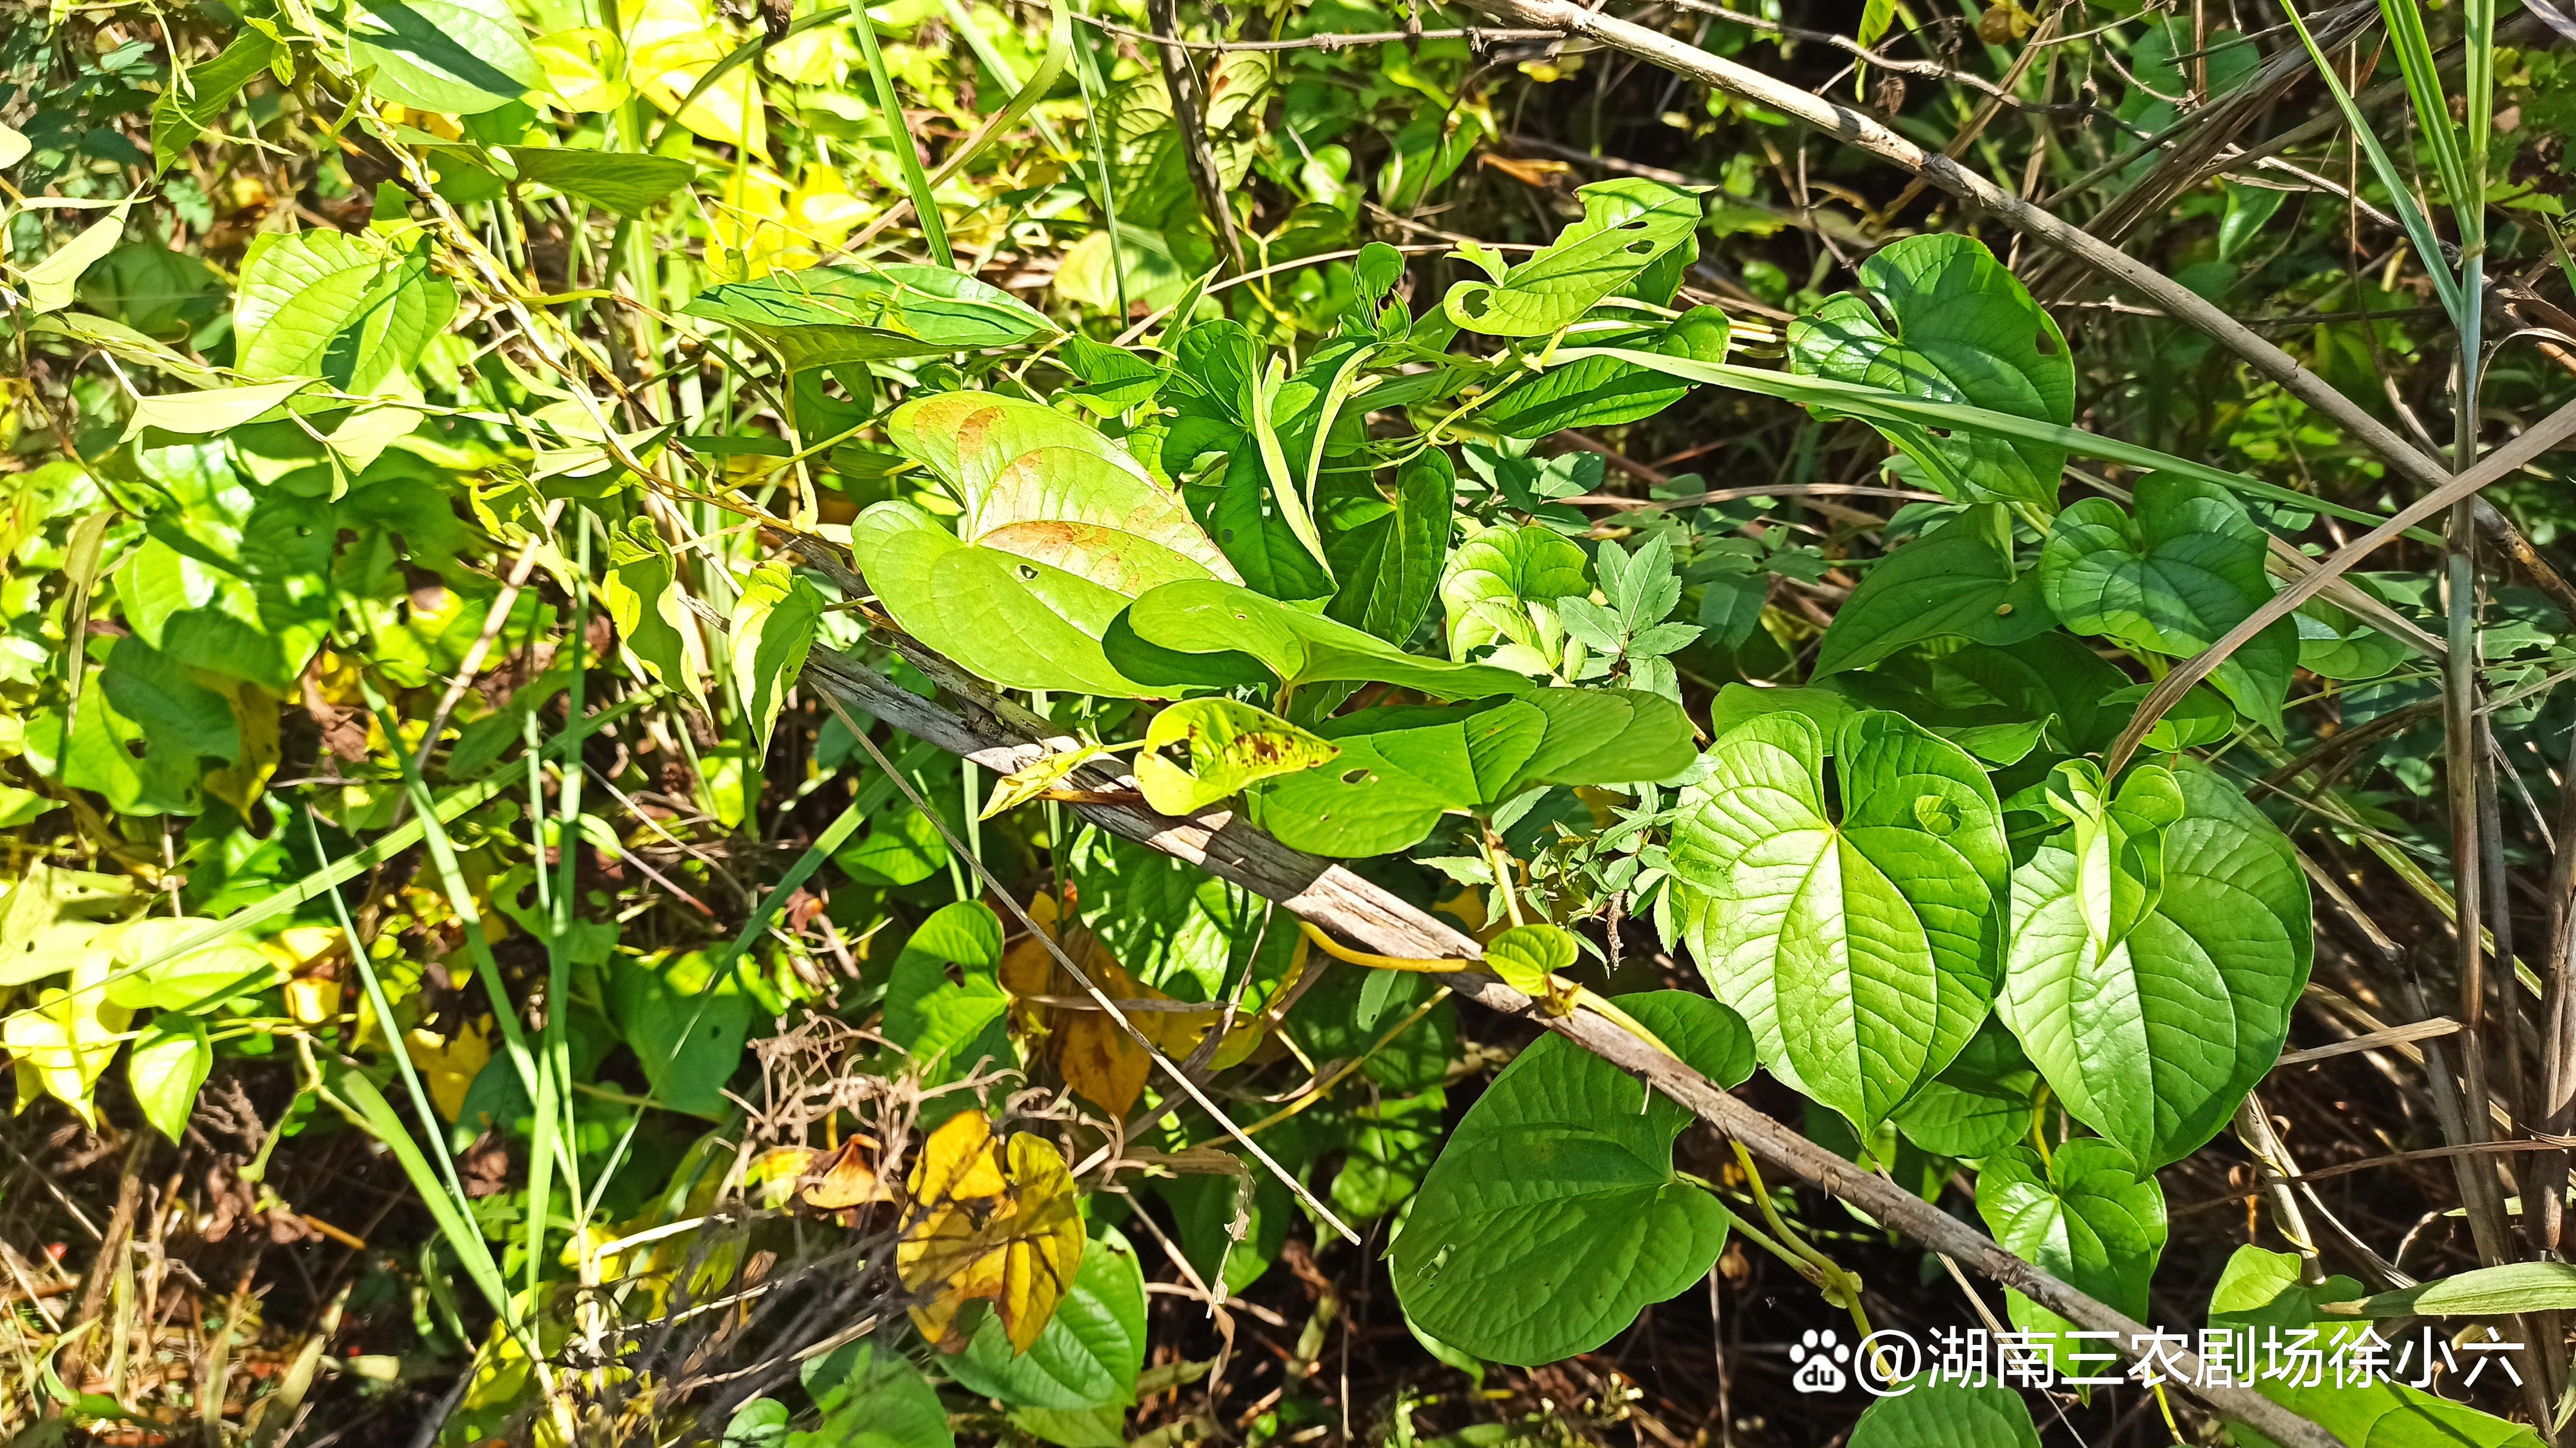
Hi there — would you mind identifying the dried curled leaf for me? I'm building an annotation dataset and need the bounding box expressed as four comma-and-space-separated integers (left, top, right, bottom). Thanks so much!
896, 1109, 1085, 1352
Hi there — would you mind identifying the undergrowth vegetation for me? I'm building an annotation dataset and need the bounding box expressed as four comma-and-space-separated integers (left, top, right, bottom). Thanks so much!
3, 0, 2576, 1441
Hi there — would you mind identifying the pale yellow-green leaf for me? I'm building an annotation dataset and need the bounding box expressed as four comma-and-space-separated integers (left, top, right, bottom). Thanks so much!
1134, 699, 1336, 816
17, 205, 130, 315
125, 378, 313, 438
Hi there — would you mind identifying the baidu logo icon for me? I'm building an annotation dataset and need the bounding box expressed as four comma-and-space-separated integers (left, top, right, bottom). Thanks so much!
1791, 1329, 1851, 1393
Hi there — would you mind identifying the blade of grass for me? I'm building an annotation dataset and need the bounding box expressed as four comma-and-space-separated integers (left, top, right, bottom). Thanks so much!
2281, 0, 2465, 326
852, 2, 953, 267
1552, 346, 2444, 542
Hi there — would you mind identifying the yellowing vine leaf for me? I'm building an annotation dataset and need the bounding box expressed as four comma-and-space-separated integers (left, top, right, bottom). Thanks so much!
897, 1109, 1085, 1352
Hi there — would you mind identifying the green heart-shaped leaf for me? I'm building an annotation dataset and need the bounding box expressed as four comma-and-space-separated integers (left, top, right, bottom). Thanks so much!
2038, 474, 2299, 728
1975, 1139, 2166, 1379
1116, 580, 1530, 700
2001, 762, 2310, 1167
1390, 991, 1752, 1364
1788, 234, 2071, 510
1812, 505, 2053, 676
1670, 710, 2007, 1133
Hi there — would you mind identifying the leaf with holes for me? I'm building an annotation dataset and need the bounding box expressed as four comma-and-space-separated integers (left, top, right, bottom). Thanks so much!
1669, 711, 2008, 1133
1391, 992, 1750, 1363
688, 268, 1057, 370
1789, 234, 2072, 511
1135, 699, 1338, 816
1442, 179, 1704, 337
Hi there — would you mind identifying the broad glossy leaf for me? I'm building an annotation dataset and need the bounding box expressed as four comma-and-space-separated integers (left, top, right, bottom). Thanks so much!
502, 146, 693, 219
348, 0, 540, 112
949, 1227, 1145, 1410
1975, 1139, 2165, 1374
100, 636, 238, 763
853, 502, 1199, 697
129, 1014, 211, 1144
1891, 1016, 2038, 1159
2296, 593, 2409, 681
1670, 711, 2007, 1133
1848, 1379, 2042, 1448
2212, 1248, 2541, 1448
1441, 523, 1590, 675
1135, 698, 1337, 816
606, 948, 754, 1118
1391, 992, 1751, 1364
1117, 580, 1530, 700
5, 956, 133, 1126
687, 267, 1056, 369
1442, 180, 1704, 337
1788, 234, 2072, 510
2001, 763, 2310, 1167
1248, 689, 1695, 857
1480, 306, 1731, 438
1812, 505, 2052, 676
1324, 448, 1452, 645
233, 232, 456, 394
2038, 475, 2298, 728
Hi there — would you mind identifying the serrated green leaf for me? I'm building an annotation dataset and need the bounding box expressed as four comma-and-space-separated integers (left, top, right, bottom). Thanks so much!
1788, 234, 2072, 511
1670, 711, 2007, 1133
2001, 764, 2310, 1167
1391, 992, 1751, 1363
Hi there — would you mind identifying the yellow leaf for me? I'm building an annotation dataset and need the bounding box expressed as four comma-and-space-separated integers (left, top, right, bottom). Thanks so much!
625, 0, 763, 149
408, 1017, 494, 1121
896, 1111, 1085, 1352
203, 676, 281, 818
801, 1132, 891, 1209
535, 27, 630, 112
285, 976, 343, 1026
2, 960, 133, 1126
